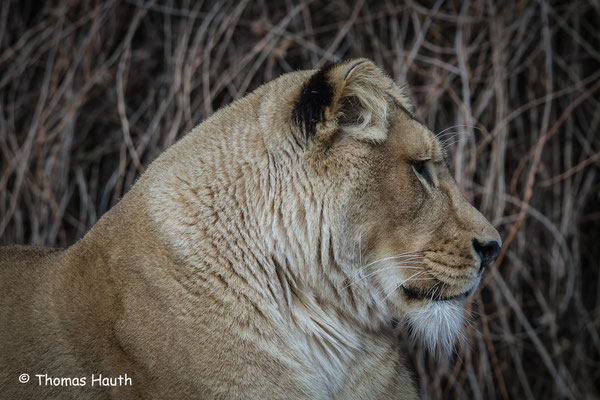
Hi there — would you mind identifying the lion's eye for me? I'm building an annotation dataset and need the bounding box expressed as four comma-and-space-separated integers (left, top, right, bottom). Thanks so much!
412, 160, 434, 187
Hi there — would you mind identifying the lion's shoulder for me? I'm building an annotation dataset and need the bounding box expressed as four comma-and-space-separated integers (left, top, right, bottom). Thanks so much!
0, 246, 63, 299
0, 245, 62, 266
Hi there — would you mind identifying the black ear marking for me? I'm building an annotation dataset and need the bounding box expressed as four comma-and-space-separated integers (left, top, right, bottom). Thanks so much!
292, 63, 335, 140
344, 60, 367, 80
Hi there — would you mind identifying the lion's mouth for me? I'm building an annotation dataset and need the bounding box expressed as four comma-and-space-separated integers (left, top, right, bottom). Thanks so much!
401, 285, 470, 302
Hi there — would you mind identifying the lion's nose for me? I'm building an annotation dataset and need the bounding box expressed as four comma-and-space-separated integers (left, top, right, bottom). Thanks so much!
472, 239, 501, 270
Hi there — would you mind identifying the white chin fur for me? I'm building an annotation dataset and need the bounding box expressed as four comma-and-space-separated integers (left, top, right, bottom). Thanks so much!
404, 300, 465, 355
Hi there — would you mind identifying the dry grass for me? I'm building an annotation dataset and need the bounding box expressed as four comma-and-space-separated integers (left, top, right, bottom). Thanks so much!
1, 0, 599, 398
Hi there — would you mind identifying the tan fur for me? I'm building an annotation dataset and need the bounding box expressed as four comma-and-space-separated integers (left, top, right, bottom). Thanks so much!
0, 59, 500, 399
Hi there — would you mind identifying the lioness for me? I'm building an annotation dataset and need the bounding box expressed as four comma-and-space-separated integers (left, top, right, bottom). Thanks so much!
1, 59, 501, 399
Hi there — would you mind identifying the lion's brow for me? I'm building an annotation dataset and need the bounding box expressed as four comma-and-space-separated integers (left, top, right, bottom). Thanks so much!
386, 91, 448, 161
385, 92, 426, 128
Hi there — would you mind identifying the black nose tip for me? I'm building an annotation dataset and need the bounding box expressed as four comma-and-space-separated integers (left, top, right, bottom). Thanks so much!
473, 239, 501, 269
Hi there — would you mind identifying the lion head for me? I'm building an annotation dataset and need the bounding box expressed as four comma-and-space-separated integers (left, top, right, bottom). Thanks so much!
256, 59, 501, 353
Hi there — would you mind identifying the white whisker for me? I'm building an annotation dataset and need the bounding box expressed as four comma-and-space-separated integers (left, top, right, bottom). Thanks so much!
441, 134, 467, 144
441, 138, 465, 148
354, 253, 425, 275
405, 277, 437, 282
383, 271, 427, 301
435, 125, 480, 137
426, 282, 442, 299
436, 131, 464, 140
344, 262, 426, 289
347, 256, 425, 281
438, 283, 447, 301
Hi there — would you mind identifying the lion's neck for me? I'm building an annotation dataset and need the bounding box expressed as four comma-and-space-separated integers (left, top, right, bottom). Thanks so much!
138, 117, 396, 384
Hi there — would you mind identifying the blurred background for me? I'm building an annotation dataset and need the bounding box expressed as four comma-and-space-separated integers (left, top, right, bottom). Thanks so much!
0, 0, 598, 398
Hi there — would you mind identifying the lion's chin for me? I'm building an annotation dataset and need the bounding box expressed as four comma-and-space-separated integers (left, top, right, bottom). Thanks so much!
403, 299, 466, 356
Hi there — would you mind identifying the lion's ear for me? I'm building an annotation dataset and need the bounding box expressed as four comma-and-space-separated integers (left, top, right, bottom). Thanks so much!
292, 59, 393, 145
